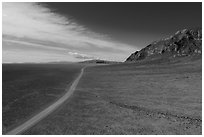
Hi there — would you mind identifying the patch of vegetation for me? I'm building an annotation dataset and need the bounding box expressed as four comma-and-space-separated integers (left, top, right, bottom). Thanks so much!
2, 63, 84, 134
26, 58, 201, 135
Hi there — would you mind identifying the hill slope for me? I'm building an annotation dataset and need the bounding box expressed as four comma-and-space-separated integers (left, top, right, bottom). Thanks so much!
25, 58, 201, 135
126, 28, 202, 62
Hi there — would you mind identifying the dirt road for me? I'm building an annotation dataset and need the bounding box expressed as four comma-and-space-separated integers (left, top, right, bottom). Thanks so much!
6, 67, 86, 135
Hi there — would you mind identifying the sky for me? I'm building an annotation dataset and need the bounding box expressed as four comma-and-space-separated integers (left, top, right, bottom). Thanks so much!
2, 2, 202, 63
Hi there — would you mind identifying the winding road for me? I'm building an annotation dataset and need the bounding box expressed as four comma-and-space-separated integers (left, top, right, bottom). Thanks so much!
6, 67, 86, 135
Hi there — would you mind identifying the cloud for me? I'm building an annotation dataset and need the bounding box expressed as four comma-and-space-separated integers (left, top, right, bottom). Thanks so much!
68, 52, 97, 60
2, 2, 136, 62
3, 48, 77, 63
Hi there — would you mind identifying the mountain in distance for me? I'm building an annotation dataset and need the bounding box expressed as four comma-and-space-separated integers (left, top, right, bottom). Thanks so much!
79, 59, 121, 64
126, 28, 202, 62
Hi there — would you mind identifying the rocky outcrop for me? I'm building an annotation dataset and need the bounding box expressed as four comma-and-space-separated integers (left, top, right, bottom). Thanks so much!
126, 28, 202, 62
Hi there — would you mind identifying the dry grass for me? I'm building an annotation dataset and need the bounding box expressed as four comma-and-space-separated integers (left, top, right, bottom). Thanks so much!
25, 57, 202, 134
2, 63, 84, 134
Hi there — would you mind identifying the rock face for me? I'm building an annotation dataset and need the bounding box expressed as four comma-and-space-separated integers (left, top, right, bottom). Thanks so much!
126, 28, 202, 62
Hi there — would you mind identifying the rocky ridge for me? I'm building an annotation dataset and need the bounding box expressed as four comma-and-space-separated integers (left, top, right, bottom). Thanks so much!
126, 28, 202, 62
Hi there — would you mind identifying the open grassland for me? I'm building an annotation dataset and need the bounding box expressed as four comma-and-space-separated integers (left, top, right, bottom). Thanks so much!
2, 63, 84, 134
25, 57, 201, 134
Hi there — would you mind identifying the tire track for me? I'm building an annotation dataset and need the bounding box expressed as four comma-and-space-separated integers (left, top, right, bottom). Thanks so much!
6, 67, 86, 135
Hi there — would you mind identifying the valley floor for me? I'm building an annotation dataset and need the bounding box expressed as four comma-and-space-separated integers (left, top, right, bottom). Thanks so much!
2, 63, 84, 134
25, 58, 202, 135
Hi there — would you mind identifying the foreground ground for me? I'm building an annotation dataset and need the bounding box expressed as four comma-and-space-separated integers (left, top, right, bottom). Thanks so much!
2, 63, 84, 134
25, 57, 202, 135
